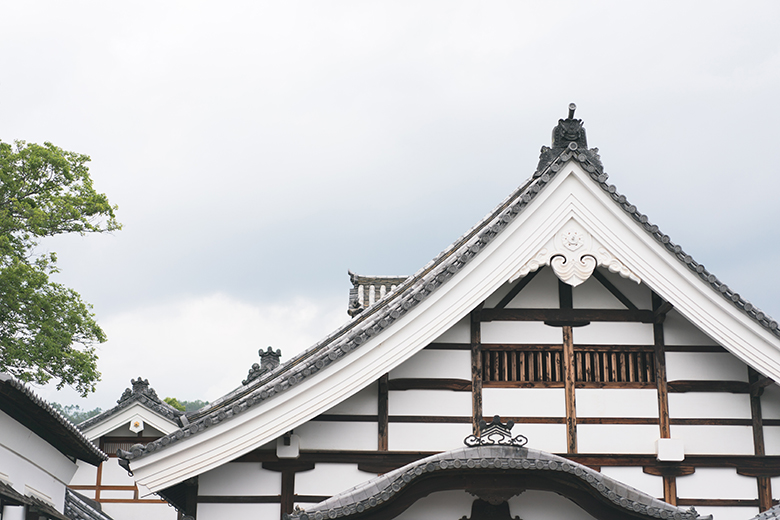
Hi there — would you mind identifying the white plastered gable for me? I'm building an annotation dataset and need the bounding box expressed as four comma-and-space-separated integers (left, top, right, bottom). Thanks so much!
79, 402, 180, 442
129, 160, 780, 494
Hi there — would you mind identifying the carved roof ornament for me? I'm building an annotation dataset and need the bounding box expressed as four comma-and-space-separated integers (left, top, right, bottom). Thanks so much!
118, 377, 162, 404
537, 103, 602, 174
243, 347, 282, 385
510, 219, 641, 287
464, 415, 528, 447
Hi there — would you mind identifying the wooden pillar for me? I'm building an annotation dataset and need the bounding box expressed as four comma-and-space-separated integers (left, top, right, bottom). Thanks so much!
652, 292, 674, 505
562, 325, 577, 454
263, 462, 315, 520
378, 373, 389, 451
471, 307, 483, 435
748, 367, 773, 511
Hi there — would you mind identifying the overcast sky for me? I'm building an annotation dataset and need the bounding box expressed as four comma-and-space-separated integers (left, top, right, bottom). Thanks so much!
1, 1, 778, 410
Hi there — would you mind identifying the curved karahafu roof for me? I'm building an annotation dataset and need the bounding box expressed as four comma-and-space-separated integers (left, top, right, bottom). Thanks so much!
285, 435, 709, 520
0, 373, 107, 466
122, 106, 780, 494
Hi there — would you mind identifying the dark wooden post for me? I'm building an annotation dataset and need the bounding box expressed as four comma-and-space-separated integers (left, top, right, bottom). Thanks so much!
652, 292, 674, 505
563, 325, 577, 454
748, 367, 773, 511
378, 374, 389, 451
471, 307, 483, 435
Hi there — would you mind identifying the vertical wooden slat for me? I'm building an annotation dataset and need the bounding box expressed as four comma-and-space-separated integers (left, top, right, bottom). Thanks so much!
594, 352, 601, 382
471, 308, 483, 436
584, 352, 592, 382
610, 352, 618, 382
520, 352, 527, 382
545, 351, 552, 382
378, 374, 389, 451
563, 326, 577, 454
529, 352, 536, 381
637, 351, 646, 383
628, 352, 636, 382
510, 351, 517, 381
502, 351, 509, 381
749, 367, 772, 511
492, 351, 499, 381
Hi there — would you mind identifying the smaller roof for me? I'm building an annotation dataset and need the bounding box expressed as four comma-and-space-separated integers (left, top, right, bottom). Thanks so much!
347, 271, 408, 316
287, 445, 709, 520
78, 377, 184, 433
0, 373, 107, 466
64, 489, 114, 520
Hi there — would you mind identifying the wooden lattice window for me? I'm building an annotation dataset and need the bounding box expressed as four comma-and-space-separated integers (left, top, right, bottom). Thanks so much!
482, 345, 655, 387
574, 346, 655, 385
482, 346, 563, 383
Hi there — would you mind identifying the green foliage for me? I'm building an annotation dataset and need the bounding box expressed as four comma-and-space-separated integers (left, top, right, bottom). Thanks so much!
164, 397, 186, 412
164, 397, 208, 412
0, 140, 120, 396
49, 402, 103, 424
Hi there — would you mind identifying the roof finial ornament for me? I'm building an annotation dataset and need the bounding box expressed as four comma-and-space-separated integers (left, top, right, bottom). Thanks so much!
464, 415, 528, 447
568, 102, 576, 119
243, 346, 282, 385
536, 103, 601, 173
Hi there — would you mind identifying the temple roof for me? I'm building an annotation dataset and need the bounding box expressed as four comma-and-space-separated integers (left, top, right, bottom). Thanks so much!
120, 106, 780, 486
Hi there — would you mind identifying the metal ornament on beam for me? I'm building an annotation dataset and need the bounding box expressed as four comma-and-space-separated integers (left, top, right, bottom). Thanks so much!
464, 416, 528, 447
509, 219, 641, 287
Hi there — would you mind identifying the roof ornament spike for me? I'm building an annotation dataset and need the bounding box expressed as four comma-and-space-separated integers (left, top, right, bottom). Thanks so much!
536, 103, 601, 174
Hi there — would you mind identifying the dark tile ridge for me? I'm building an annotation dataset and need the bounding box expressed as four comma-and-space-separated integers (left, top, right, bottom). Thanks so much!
78, 377, 184, 432
284, 446, 709, 520
0, 373, 107, 464
64, 488, 115, 520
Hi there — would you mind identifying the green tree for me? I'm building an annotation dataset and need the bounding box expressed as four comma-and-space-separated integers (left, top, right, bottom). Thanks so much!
164, 397, 186, 412
49, 402, 103, 424
0, 140, 120, 396
164, 397, 209, 412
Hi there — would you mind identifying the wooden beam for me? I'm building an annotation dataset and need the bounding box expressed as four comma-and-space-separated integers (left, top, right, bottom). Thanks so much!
751, 375, 775, 397
387, 378, 471, 391
592, 269, 638, 311
479, 308, 654, 323
563, 326, 577, 454
495, 268, 541, 309
667, 380, 750, 393
653, 301, 674, 319
378, 374, 389, 451
471, 306, 483, 436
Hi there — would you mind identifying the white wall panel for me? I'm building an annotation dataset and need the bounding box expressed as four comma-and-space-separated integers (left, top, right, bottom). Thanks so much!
198, 463, 280, 495
69, 461, 96, 486
394, 490, 474, 520
666, 352, 748, 382
389, 350, 471, 379
676, 468, 757, 499
599, 466, 663, 499
577, 389, 658, 418
763, 426, 780, 455
664, 310, 719, 346
686, 507, 758, 520
670, 425, 754, 455
668, 393, 751, 419
483, 388, 565, 417
298, 422, 377, 451
761, 384, 780, 419
430, 316, 470, 343
389, 390, 471, 416
517, 424, 567, 453
102, 502, 177, 520
577, 425, 658, 453
572, 322, 654, 345
196, 503, 279, 520
573, 276, 625, 310
101, 459, 136, 485
504, 268, 560, 309
482, 321, 562, 344
100, 490, 135, 500
324, 383, 377, 415
388, 423, 472, 452
295, 463, 377, 496
509, 489, 598, 520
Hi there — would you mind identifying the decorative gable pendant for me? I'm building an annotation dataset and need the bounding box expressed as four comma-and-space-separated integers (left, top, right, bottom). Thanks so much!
511, 219, 641, 286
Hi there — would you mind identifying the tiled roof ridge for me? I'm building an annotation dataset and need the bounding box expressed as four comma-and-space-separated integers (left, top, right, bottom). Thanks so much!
119, 114, 779, 465
64, 488, 114, 520
78, 377, 183, 432
0, 373, 108, 464
285, 446, 708, 520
